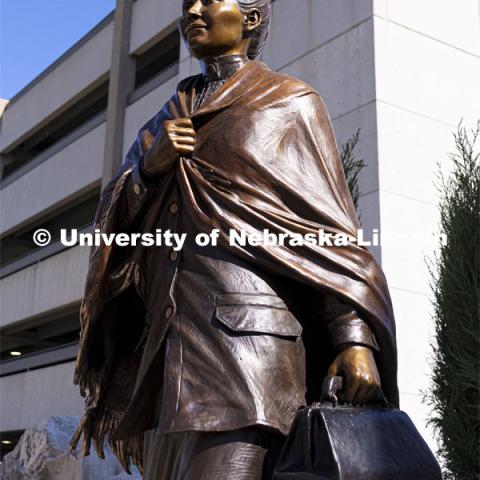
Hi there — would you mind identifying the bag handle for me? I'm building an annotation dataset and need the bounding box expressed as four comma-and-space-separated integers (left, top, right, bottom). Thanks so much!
321, 375, 343, 407
321, 375, 391, 407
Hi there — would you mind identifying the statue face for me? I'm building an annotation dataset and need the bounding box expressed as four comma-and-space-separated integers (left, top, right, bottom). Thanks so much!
180, 0, 246, 59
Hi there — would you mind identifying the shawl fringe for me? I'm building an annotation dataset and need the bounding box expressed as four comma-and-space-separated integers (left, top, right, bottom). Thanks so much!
70, 402, 144, 475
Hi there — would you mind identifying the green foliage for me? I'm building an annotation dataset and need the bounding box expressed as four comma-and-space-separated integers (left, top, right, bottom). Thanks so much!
427, 122, 480, 480
340, 129, 366, 212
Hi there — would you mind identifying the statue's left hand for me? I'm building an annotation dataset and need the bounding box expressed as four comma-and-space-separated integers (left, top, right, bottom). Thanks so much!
327, 346, 382, 405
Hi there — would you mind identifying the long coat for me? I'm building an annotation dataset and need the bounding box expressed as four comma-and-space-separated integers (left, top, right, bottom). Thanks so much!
70, 61, 398, 474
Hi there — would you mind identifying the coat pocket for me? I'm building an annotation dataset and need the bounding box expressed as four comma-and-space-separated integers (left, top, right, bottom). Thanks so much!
214, 293, 302, 337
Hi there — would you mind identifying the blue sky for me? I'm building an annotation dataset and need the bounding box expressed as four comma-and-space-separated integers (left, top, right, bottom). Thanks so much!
0, 1, 116, 100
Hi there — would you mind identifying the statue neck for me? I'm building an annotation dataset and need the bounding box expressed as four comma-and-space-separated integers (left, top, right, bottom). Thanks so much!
200, 54, 250, 82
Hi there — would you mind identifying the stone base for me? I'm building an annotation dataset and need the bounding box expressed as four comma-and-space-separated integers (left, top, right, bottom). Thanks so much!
0, 416, 141, 479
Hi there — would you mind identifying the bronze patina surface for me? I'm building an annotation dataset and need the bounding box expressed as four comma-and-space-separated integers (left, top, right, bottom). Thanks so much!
71, 1, 398, 478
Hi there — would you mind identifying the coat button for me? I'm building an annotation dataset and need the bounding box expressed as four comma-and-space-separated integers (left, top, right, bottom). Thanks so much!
169, 202, 179, 214
133, 183, 142, 195
165, 306, 174, 318
169, 250, 179, 261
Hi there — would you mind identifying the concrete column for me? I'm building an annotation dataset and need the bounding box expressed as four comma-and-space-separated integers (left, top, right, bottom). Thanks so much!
102, 0, 135, 188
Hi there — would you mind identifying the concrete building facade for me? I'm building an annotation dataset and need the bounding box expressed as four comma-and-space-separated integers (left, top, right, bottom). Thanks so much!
1, 0, 479, 458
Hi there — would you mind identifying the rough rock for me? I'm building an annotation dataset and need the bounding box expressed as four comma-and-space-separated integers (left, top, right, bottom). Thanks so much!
0, 416, 141, 480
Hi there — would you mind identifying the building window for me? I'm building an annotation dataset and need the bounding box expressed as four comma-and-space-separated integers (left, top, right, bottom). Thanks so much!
134, 29, 180, 89
0, 189, 100, 271
0, 430, 24, 461
2, 81, 109, 180
0, 309, 80, 364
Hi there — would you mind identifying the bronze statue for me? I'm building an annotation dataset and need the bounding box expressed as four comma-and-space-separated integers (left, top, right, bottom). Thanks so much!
71, 1, 398, 478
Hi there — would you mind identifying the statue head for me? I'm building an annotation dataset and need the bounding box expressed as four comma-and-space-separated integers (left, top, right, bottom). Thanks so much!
180, 0, 272, 60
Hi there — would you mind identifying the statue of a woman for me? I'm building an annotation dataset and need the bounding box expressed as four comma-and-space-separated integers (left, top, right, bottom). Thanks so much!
71, 1, 398, 478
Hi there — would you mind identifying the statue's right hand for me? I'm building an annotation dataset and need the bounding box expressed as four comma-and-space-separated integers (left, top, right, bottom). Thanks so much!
141, 118, 196, 176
